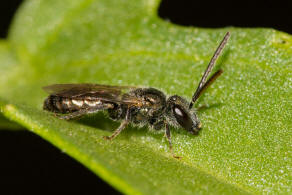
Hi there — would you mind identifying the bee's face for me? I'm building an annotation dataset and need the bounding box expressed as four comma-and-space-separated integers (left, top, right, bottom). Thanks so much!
166, 95, 201, 134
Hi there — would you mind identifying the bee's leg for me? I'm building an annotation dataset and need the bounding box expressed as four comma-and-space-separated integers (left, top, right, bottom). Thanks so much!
104, 108, 130, 140
56, 104, 114, 120
152, 120, 164, 130
56, 110, 89, 120
165, 122, 182, 159
103, 120, 129, 140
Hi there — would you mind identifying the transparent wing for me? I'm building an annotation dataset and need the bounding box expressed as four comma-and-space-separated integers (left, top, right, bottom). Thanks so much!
43, 83, 136, 96
43, 83, 141, 105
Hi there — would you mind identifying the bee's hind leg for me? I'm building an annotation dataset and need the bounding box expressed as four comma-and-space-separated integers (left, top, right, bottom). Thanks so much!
56, 109, 91, 120
55, 104, 114, 120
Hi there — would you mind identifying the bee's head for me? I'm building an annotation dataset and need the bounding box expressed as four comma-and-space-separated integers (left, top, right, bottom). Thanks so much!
163, 32, 230, 135
166, 95, 201, 135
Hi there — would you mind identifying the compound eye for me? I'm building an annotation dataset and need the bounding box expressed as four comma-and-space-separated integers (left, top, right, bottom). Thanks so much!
173, 105, 193, 132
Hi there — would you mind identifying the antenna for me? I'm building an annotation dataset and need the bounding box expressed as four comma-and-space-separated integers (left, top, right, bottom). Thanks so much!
189, 32, 230, 109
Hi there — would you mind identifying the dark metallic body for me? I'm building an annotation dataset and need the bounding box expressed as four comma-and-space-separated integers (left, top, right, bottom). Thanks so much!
43, 32, 230, 158
44, 87, 198, 132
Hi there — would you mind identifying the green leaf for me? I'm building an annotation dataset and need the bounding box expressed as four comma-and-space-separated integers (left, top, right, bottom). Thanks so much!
0, 0, 291, 194
0, 41, 24, 130
0, 113, 23, 130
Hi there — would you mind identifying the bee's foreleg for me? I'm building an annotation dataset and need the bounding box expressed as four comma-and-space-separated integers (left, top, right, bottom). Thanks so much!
165, 122, 182, 159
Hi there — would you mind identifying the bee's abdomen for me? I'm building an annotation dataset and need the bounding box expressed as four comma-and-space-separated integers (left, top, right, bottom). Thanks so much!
44, 95, 74, 113
43, 95, 104, 113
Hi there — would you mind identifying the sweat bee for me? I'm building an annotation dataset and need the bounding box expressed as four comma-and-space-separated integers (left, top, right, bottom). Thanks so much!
43, 32, 230, 158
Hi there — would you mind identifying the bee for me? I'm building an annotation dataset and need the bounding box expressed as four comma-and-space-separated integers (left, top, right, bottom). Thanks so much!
43, 32, 230, 158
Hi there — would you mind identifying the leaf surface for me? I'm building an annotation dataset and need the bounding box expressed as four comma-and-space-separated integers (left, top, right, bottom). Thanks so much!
0, 0, 291, 194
